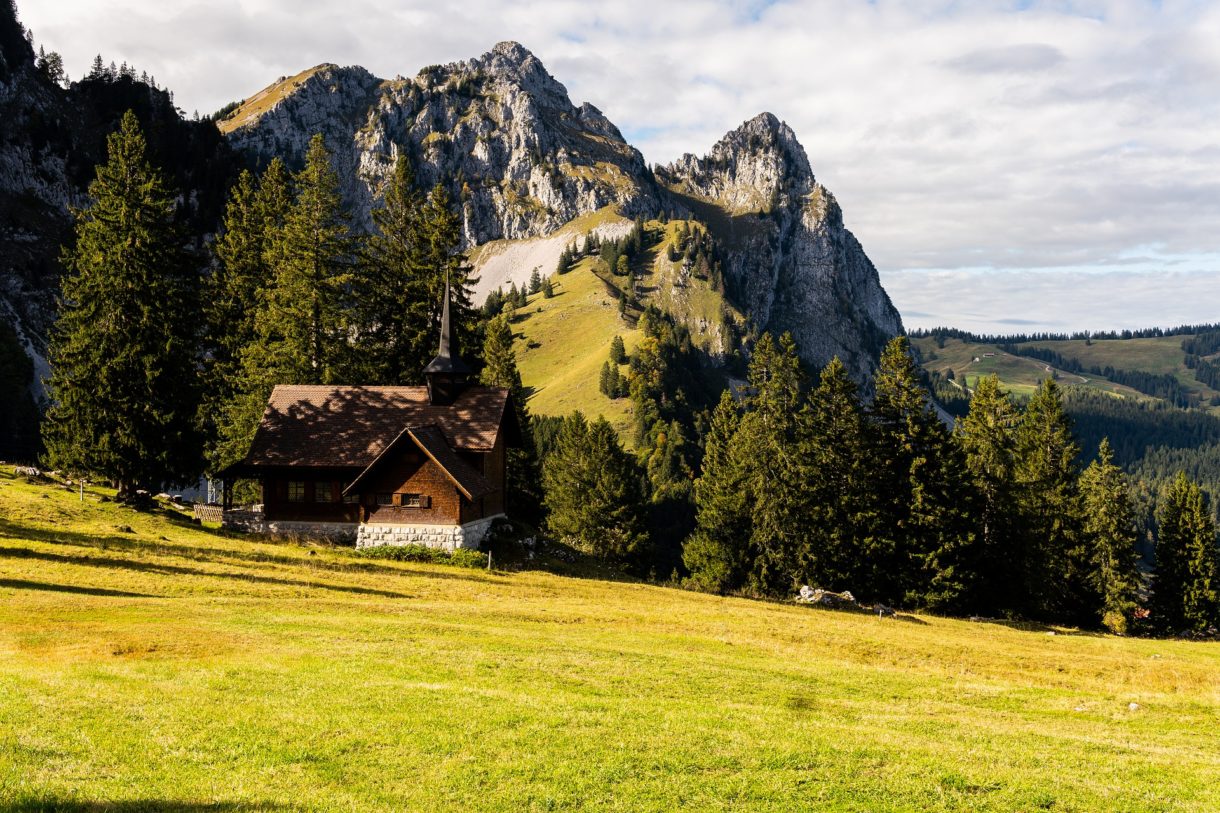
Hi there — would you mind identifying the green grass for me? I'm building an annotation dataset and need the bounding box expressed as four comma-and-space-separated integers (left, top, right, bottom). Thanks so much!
511, 257, 641, 440
915, 335, 1220, 413
2, 469, 1220, 811
914, 338, 1151, 400
216, 65, 330, 134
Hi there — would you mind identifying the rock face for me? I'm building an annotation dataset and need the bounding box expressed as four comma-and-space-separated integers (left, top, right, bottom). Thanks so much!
223, 46, 901, 379
223, 42, 657, 246
0, 4, 238, 389
659, 113, 902, 380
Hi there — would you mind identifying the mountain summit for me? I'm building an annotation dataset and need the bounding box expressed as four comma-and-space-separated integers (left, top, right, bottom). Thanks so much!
219, 45, 902, 378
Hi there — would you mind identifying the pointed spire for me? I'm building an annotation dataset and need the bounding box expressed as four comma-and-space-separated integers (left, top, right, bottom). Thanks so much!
424, 272, 471, 405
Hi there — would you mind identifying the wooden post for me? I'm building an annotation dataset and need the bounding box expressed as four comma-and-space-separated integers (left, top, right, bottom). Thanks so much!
79, 479, 84, 502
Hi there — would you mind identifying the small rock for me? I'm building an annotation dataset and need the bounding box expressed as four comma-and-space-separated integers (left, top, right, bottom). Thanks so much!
1128, 702, 1140, 711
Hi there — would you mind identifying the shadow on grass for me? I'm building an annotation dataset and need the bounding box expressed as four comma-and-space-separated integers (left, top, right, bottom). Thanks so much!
0, 579, 158, 598
0, 545, 415, 600
0, 516, 503, 586
4, 800, 287, 812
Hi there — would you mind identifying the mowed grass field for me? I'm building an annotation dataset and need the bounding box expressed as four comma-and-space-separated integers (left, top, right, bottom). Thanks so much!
2, 469, 1219, 812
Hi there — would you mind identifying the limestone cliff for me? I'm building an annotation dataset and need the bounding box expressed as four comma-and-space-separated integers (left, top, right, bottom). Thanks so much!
659, 113, 902, 379
221, 46, 902, 378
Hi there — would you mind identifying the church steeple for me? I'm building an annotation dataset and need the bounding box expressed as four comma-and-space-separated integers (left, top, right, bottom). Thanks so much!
423, 273, 470, 405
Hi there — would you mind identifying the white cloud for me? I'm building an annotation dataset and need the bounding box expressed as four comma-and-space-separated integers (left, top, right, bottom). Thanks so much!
17, 0, 1220, 332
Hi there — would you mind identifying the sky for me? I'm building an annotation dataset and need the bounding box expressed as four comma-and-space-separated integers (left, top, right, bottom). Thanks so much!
19, 0, 1220, 334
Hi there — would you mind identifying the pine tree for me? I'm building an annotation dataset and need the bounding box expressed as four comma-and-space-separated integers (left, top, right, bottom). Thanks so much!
735, 332, 809, 595
803, 357, 879, 592
43, 111, 202, 499
480, 314, 543, 525
528, 267, 542, 295
541, 277, 554, 298
252, 133, 354, 386
1079, 438, 1143, 632
1015, 377, 1088, 621
1151, 473, 1219, 634
599, 361, 613, 397
347, 154, 431, 384
684, 391, 750, 591
609, 335, 626, 365
543, 413, 647, 559
870, 336, 974, 608
954, 375, 1022, 613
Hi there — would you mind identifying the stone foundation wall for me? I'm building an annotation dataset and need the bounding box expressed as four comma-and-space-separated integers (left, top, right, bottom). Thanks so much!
356, 514, 504, 551
222, 512, 357, 543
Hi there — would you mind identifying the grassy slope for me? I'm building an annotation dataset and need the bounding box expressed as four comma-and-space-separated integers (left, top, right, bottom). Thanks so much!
216, 65, 329, 135
511, 256, 640, 439
510, 218, 741, 442
915, 336, 1220, 411
2, 471, 1220, 811
913, 337, 1145, 399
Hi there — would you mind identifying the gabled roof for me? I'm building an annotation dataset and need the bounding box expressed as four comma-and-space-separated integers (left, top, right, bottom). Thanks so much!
240, 385, 510, 469
342, 424, 494, 502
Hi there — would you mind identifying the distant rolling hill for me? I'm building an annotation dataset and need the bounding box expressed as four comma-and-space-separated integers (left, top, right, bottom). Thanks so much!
913, 329, 1220, 514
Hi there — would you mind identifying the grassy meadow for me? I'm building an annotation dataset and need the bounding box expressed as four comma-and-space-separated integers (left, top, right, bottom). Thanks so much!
2, 468, 1219, 811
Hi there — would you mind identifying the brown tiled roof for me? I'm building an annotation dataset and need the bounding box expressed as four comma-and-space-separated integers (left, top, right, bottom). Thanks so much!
340, 425, 495, 501
243, 385, 509, 468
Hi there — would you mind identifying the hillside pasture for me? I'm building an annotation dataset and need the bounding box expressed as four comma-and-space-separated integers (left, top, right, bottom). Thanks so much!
1, 470, 1219, 811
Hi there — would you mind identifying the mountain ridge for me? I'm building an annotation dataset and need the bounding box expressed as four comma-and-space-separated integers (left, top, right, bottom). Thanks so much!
218, 41, 903, 380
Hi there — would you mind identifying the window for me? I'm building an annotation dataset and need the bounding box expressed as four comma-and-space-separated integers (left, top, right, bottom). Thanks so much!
286, 481, 305, 502
323, 481, 341, 503
376, 493, 394, 506
342, 491, 359, 504
398, 493, 430, 508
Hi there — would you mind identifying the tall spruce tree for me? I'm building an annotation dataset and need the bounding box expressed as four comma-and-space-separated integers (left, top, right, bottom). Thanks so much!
205, 159, 290, 470
418, 184, 478, 365
43, 111, 202, 498
542, 412, 647, 560
1151, 473, 1220, 634
348, 155, 429, 383
803, 357, 879, 593
1015, 377, 1089, 621
954, 375, 1022, 613
480, 313, 543, 525
255, 133, 354, 386
684, 390, 750, 591
1079, 438, 1143, 632
870, 336, 974, 608
735, 332, 810, 595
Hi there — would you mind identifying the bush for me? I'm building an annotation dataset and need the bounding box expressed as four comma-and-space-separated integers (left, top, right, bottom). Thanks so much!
352, 544, 486, 568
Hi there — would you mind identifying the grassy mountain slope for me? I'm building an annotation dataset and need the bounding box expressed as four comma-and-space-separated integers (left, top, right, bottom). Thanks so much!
914, 337, 1148, 400
510, 256, 642, 438
508, 216, 743, 442
2, 469, 1220, 810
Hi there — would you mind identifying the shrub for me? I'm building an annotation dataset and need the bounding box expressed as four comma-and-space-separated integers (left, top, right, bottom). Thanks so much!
352, 544, 486, 568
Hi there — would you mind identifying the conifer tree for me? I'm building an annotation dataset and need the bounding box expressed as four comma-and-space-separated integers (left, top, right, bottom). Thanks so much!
609, 335, 626, 365
413, 184, 478, 361
43, 111, 202, 498
870, 336, 974, 608
542, 412, 647, 559
528, 267, 542, 295
1079, 438, 1142, 632
1151, 473, 1219, 633
599, 361, 613, 397
205, 161, 292, 470
347, 154, 430, 383
684, 390, 750, 591
1015, 377, 1089, 620
541, 277, 554, 298
734, 332, 809, 595
954, 375, 1022, 612
254, 133, 354, 386
803, 357, 878, 592
480, 314, 543, 524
